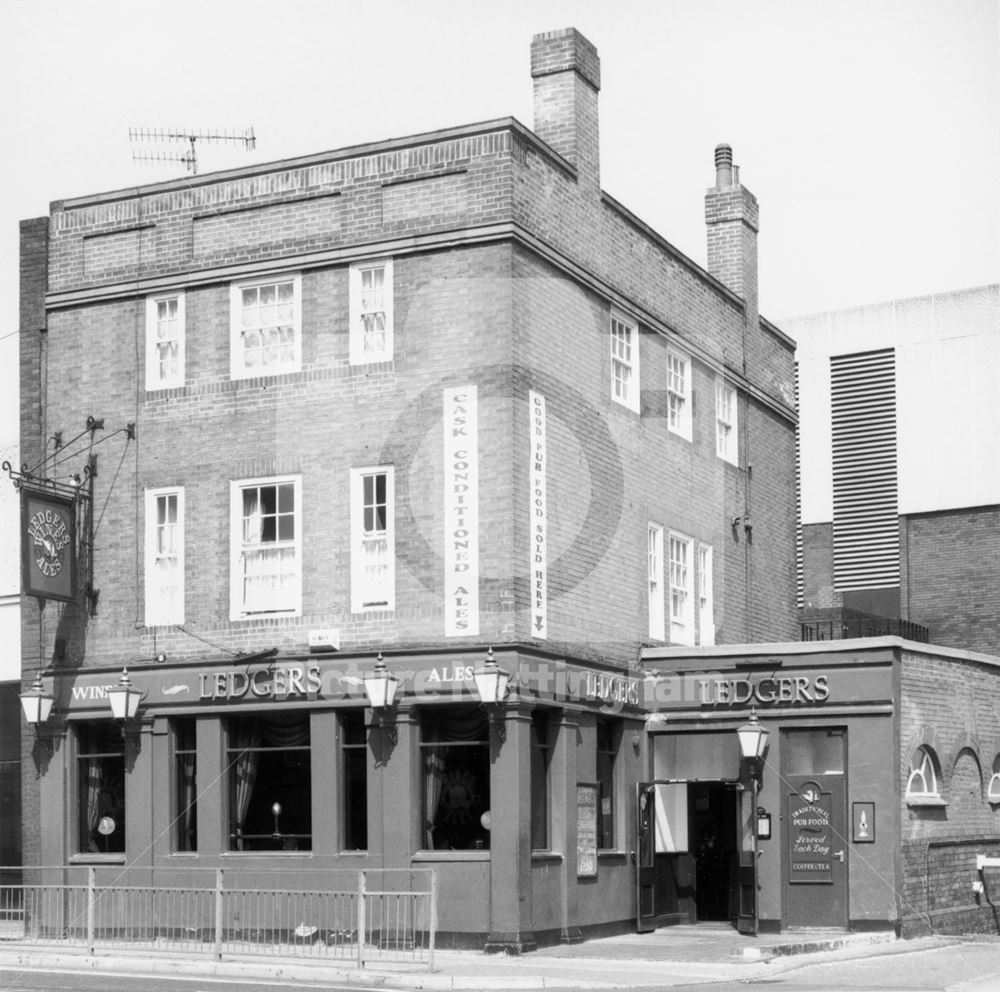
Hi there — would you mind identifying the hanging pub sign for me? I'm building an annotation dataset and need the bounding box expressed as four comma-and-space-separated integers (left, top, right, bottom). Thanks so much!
21, 488, 77, 603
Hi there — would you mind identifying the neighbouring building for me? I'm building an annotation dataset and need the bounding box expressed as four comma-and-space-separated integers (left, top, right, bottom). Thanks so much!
1, 433, 21, 885
16, 27, 798, 949
787, 285, 1000, 654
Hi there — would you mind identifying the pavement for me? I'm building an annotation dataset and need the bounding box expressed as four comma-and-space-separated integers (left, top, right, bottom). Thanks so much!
0, 923, 974, 989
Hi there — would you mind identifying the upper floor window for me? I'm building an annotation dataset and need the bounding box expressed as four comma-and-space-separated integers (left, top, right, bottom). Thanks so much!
145, 292, 185, 389
648, 523, 665, 641
350, 259, 393, 364
230, 476, 301, 620
698, 544, 715, 646
669, 532, 694, 645
666, 347, 692, 441
610, 312, 639, 412
350, 467, 395, 612
144, 487, 184, 627
716, 379, 738, 464
230, 275, 301, 379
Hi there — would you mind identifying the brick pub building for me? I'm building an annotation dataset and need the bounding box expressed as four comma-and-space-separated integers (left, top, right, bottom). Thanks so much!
22, 26, 996, 948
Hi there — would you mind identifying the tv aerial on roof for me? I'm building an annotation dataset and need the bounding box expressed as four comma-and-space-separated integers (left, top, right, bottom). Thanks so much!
128, 127, 256, 175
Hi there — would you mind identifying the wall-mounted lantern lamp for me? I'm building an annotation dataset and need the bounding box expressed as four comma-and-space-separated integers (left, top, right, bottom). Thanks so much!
363, 652, 399, 743
473, 647, 511, 738
736, 707, 770, 782
20, 675, 55, 756
106, 666, 143, 753
363, 652, 399, 711
20, 675, 54, 729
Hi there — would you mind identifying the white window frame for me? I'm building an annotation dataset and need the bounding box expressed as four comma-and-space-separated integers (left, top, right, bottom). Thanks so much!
229, 274, 302, 380
230, 475, 302, 620
349, 259, 394, 365
145, 292, 185, 390
610, 310, 639, 412
988, 757, 1000, 803
647, 524, 665, 641
666, 347, 692, 441
905, 747, 939, 799
144, 487, 185, 626
669, 532, 694, 646
716, 378, 738, 465
350, 466, 395, 612
698, 544, 715, 646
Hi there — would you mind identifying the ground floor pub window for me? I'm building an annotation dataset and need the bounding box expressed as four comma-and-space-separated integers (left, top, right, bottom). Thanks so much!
77, 723, 125, 854
227, 712, 311, 851
173, 718, 197, 852
342, 710, 367, 850
596, 717, 620, 849
421, 705, 490, 850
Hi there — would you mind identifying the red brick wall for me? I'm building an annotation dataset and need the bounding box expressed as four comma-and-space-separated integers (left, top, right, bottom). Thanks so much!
28, 118, 797, 677
901, 507, 1000, 656
899, 646, 1000, 935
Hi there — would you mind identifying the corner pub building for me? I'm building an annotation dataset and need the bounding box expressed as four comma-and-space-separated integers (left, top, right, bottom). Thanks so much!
31, 23, 1000, 951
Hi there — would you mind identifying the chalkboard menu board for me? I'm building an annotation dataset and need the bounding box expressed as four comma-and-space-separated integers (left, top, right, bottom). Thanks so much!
577, 783, 598, 877
788, 789, 833, 884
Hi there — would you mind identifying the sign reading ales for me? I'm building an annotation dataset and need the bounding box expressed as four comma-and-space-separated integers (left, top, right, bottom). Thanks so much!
21, 489, 76, 603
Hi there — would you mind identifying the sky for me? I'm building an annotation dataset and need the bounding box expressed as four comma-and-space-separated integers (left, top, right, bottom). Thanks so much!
0, 0, 998, 587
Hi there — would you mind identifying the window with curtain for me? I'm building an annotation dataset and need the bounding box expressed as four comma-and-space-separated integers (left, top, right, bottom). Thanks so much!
596, 718, 619, 850
349, 259, 394, 364
229, 275, 301, 378
350, 467, 395, 612
173, 718, 197, 852
420, 706, 490, 851
342, 710, 368, 851
531, 710, 552, 850
231, 477, 300, 619
227, 712, 311, 851
77, 723, 125, 854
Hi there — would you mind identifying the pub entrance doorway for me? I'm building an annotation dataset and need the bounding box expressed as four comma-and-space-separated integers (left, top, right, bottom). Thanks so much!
639, 779, 747, 931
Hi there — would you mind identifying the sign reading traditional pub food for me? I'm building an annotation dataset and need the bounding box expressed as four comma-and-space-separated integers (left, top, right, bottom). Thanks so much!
788, 786, 834, 884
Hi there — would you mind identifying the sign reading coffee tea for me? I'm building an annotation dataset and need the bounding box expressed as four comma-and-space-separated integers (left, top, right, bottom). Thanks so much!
21, 489, 77, 603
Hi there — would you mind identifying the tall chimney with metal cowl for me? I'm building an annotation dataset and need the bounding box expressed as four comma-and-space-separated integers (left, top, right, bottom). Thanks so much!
705, 143, 759, 341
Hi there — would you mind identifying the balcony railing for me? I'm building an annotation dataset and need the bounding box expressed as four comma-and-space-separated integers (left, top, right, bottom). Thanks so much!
0, 866, 436, 970
800, 617, 930, 643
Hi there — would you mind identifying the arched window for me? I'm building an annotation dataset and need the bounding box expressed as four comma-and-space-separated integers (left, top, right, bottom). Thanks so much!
987, 756, 1000, 804
906, 747, 939, 799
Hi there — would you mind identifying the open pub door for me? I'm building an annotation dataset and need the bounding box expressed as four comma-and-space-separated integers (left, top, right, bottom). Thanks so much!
735, 778, 759, 934
636, 783, 656, 932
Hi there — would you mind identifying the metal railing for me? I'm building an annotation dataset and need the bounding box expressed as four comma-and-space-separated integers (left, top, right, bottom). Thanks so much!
0, 866, 437, 970
800, 617, 930, 643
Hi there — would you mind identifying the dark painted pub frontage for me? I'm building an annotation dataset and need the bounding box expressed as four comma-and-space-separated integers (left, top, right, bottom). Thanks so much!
23, 637, 1000, 947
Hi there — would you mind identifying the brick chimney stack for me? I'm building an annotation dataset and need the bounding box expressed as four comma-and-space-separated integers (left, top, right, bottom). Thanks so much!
705, 143, 759, 333
530, 28, 601, 188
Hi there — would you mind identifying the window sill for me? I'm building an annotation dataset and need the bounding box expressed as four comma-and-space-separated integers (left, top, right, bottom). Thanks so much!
531, 851, 563, 864
906, 796, 948, 808
598, 850, 629, 862
412, 850, 489, 862
70, 854, 125, 865
221, 850, 315, 857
